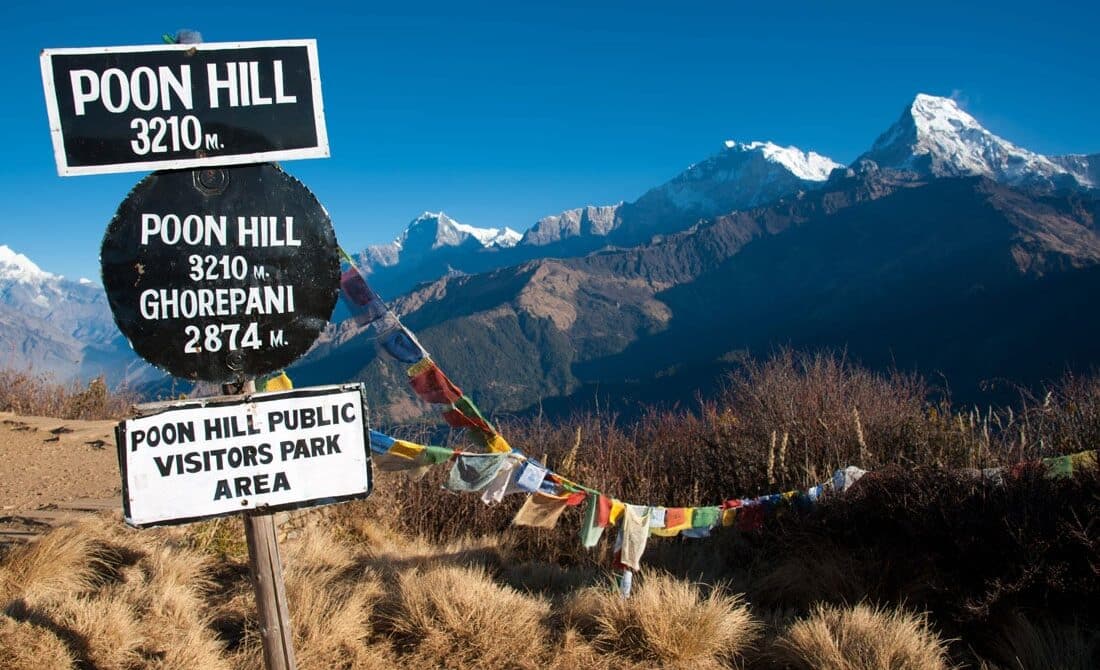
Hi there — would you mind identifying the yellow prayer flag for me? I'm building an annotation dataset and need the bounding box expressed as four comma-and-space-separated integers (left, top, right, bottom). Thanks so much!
722, 507, 738, 527
486, 433, 512, 453
264, 371, 293, 391
390, 439, 426, 460
406, 358, 435, 378
609, 499, 625, 525
512, 492, 570, 529
1070, 450, 1097, 470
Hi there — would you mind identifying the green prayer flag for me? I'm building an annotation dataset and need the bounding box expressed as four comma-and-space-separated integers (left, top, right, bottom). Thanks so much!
1043, 455, 1074, 479
692, 506, 721, 529
454, 395, 496, 434
422, 446, 454, 465
579, 492, 605, 548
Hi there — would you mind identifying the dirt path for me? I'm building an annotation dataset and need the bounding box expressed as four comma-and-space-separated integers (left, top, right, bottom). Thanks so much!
0, 411, 122, 545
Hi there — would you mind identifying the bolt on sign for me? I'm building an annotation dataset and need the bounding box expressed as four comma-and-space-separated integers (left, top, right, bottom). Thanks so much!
100, 163, 339, 382
40, 40, 328, 176
117, 384, 372, 527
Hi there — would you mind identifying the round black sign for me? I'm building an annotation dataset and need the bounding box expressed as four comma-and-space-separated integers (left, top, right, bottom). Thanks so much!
101, 163, 339, 382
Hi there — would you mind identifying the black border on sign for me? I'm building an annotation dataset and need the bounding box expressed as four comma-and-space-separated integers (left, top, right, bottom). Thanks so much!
40, 39, 330, 176
116, 383, 372, 528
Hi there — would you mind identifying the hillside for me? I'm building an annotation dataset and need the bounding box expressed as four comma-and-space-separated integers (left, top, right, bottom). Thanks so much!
295, 165, 1100, 418
2, 358, 1098, 669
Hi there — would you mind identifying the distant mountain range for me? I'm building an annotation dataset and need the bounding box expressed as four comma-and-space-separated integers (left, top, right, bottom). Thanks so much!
348, 94, 1097, 301
6, 93, 1098, 416
350, 138, 846, 297
0, 245, 158, 386
296, 93, 1100, 418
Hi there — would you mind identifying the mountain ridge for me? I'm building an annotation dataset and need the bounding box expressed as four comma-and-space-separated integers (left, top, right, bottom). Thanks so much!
9, 92, 1100, 405
295, 168, 1100, 418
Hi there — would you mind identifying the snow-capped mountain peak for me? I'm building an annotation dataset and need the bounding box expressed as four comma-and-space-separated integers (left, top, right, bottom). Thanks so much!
723, 140, 842, 181
398, 211, 520, 251
0, 244, 56, 283
623, 139, 842, 228
450, 219, 521, 248
860, 93, 1094, 188
909, 93, 982, 135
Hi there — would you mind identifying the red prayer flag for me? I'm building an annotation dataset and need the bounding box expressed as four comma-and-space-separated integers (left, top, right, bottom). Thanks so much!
596, 494, 612, 527
564, 491, 587, 507
664, 507, 687, 528
443, 408, 494, 434
737, 504, 765, 532
409, 362, 463, 404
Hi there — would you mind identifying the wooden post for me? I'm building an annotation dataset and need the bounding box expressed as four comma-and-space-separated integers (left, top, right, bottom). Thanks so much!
244, 509, 297, 670
231, 380, 298, 670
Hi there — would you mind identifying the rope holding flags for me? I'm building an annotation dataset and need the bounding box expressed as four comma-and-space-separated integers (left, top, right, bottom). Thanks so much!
337, 248, 511, 453
330, 247, 1100, 597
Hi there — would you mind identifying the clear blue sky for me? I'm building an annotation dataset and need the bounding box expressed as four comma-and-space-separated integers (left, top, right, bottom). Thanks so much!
2, 0, 1097, 282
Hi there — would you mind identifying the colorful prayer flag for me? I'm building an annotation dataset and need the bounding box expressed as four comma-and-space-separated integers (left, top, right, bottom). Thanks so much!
339, 267, 388, 326
580, 493, 605, 548
512, 492, 571, 529
408, 361, 464, 405
446, 454, 509, 492
515, 461, 549, 492
379, 325, 427, 364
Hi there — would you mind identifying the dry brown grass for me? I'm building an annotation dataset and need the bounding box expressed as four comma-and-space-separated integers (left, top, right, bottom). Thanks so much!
772, 603, 953, 670
381, 563, 550, 669
3, 507, 1097, 669
0, 517, 230, 670
563, 572, 760, 668
748, 541, 871, 611
2, 351, 1099, 668
218, 525, 393, 670
0, 614, 75, 670
0, 369, 136, 420
0, 522, 111, 604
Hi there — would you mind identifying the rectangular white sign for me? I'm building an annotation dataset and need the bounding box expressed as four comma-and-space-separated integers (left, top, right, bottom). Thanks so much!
41, 39, 329, 176
116, 384, 371, 527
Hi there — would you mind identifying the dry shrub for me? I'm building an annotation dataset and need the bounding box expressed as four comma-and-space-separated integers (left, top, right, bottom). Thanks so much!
382, 563, 551, 669
0, 369, 136, 420
45, 593, 143, 670
283, 529, 388, 670
1, 517, 230, 670
773, 603, 952, 670
0, 522, 111, 603
563, 572, 759, 668
0, 615, 75, 670
718, 348, 939, 478
113, 546, 228, 669
979, 612, 1100, 670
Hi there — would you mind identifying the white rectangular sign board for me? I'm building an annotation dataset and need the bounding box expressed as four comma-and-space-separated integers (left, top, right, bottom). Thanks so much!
116, 384, 371, 527
41, 39, 329, 176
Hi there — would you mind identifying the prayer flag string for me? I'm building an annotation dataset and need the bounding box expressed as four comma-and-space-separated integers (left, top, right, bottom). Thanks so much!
325, 249, 1097, 593
337, 247, 511, 453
